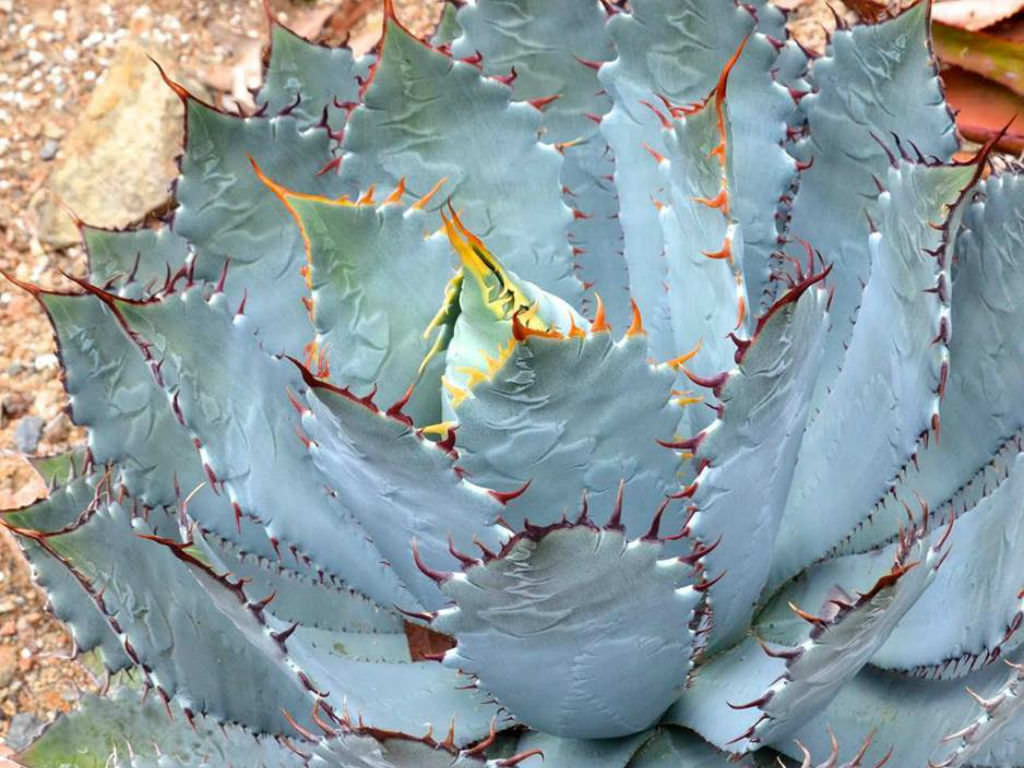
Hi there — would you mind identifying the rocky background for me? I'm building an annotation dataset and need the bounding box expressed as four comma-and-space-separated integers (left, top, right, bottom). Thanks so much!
0, 0, 1001, 756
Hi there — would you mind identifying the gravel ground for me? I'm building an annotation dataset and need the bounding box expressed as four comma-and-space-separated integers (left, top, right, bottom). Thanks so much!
0, 0, 892, 754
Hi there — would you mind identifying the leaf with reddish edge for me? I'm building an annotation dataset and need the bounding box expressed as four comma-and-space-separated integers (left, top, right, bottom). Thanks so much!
3, 474, 133, 674
338, 16, 581, 308
428, 516, 702, 739
452, 327, 690, 554
771, 153, 984, 591
173, 93, 343, 358
17, 687, 309, 768
450, 0, 631, 328
257, 22, 371, 133
87, 281, 417, 611
668, 516, 948, 753
783, 3, 959, 413
257, 170, 457, 427
683, 271, 828, 654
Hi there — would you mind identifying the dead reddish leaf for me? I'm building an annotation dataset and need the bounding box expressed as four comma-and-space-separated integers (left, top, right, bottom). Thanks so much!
933, 21, 1024, 97
932, 0, 1024, 32
404, 621, 456, 662
942, 66, 1024, 153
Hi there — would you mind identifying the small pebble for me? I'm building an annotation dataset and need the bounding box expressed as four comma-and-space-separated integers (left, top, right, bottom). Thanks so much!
5, 713, 44, 751
39, 138, 59, 161
14, 415, 44, 453
43, 412, 71, 442
0, 621, 15, 637
33, 352, 59, 370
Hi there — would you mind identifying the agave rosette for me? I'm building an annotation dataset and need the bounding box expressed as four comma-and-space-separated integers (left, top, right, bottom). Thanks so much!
6, 1, 1024, 766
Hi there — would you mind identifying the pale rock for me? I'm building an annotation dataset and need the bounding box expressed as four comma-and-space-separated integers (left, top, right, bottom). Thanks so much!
35, 38, 203, 245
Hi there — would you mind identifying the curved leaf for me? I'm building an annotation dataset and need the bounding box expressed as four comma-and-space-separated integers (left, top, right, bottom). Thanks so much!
784, 3, 959, 408
431, 522, 700, 739
452, 329, 688, 549
339, 19, 580, 306
257, 23, 371, 131
772, 157, 980, 587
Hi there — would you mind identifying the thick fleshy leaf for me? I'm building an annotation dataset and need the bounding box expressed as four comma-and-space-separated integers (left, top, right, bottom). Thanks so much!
784, 648, 1024, 768
4, 475, 131, 672
655, 81, 749, 380
451, 0, 630, 327
198, 529, 404, 634
339, 19, 580, 306
25, 499, 317, 736
83, 225, 189, 298
173, 98, 339, 355
108, 282, 505, 611
297, 376, 506, 611
600, 0, 799, 342
440, 214, 586, 414
842, 172, 1024, 556
268, 184, 455, 426
452, 329, 688, 548
310, 729, 536, 768
784, 3, 959, 408
671, 523, 947, 752
37, 288, 274, 563
868, 448, 1024, 677
257, 23, 370, 131
629, 728, 770, 767
164, 534, 504, 747
105, 286, 414, 609
598, 0, 752, 361
170, 532, 502, 747
431, 522, 701, 739
40, 292, 197, 510
28, 446, 89, 489
685, 280, 828, 652
17, 688, 306, 768
771, 157, 980, 587
514, 730, 651, 767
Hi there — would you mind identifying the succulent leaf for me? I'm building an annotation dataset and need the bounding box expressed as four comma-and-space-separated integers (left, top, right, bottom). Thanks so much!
297, 375, 507, 610
513, 729, 652, 767
452, 329, 688, 547
784, 649, 1024, 767
450, 0, 631, 327
257, 23, 371, 132
599, 0, 753, 361
687, 279, 829, 651
339, 18, 581, 306
673, 520, 947, 752
432, 521, 701, 739
26, 497, 317, 735
198, 529, 404, 634
784, 3, 959, 409
83, 225, 189, 298
843, 172, 1024, 557
269, 182, 457, 425
17, 687, 306, 768
3, 475, 132, 673
441, 215, 586, 413
772, 157, 980, 587
108, 285, 416, 608
174, 98, 340, 355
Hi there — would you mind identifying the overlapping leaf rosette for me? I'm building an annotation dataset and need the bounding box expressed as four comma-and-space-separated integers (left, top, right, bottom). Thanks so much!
8, 1, 1024, 766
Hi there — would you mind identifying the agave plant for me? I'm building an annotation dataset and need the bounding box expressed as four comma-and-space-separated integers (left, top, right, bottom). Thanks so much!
6, 0, 1024, 765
